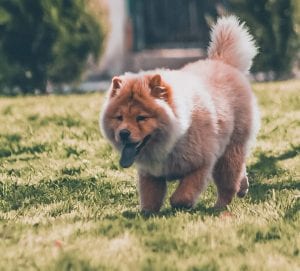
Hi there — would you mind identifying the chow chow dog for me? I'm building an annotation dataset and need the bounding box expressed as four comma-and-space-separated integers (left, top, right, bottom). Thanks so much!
100, 16, 260, 213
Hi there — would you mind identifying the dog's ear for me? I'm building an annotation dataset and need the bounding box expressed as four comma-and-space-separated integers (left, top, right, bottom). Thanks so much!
149, 74, 168, 100
110, 77, 122, 97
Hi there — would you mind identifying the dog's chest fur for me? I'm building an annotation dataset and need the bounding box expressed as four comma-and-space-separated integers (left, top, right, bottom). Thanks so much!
136, 106, 225, 179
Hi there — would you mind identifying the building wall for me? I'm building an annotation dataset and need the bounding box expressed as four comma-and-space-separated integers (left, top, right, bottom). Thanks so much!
97, 0, 217, 77
97, 0, 127, 76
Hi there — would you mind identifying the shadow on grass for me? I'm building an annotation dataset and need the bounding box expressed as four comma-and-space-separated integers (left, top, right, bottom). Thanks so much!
284, 199, 300, 220
121, 203, 223, 221
249, 181, 300, 203
247, 144, 300, 203
52, 253, 100, 271
121, 145, 300, 220
248, 144, 300, 179
1, 145, 298, 221
0, 132, 51, 158
0, 177, 134, 212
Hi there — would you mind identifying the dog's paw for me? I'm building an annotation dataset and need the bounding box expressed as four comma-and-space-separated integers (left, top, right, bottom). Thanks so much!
140, 209, 158, 217
214, 192, 234, 209
140, 204, 161, 215
237, 176, 249, 198
170, 193, 195, 209
213, 200, 228, 209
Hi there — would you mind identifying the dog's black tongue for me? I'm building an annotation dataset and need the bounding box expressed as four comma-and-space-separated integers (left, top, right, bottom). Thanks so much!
119, 144, 136, 168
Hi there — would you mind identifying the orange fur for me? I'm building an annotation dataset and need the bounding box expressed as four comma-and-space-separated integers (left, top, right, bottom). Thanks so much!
100, 16, 260, 212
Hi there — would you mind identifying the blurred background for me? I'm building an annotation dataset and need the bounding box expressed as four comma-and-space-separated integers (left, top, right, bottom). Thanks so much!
0, 0, 299, 95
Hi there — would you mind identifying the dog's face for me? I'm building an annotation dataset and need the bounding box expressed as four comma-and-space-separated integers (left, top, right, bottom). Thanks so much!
101, 74, 173, 168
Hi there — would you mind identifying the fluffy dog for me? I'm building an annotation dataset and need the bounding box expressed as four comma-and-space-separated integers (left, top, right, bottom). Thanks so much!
100, 16, 260, 213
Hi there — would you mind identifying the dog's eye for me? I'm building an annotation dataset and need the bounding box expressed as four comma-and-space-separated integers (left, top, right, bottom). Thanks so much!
136, 115, 147, 122
115, 115, 123, 121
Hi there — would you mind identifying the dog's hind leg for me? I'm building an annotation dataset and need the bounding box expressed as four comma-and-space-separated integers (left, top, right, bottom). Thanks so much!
213, 143, 248, 208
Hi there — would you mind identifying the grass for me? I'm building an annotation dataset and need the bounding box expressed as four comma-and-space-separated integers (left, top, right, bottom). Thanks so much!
0, 80, 299, 271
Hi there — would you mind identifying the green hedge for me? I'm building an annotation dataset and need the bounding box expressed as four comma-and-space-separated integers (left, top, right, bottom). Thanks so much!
0, 0, 104, 94
227, 0, 299, 78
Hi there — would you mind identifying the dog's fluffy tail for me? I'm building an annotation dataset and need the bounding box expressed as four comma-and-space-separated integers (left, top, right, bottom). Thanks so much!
207, 16, 257, 74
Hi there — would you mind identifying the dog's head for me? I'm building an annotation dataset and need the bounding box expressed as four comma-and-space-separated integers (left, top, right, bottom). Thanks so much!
100, 73, 174, 168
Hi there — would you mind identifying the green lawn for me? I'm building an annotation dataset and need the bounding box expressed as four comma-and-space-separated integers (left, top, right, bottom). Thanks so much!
0, 81, 299, 271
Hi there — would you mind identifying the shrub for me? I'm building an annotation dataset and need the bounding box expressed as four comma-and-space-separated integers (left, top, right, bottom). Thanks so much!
227, 0, 299, 78
0, 0, 104, 94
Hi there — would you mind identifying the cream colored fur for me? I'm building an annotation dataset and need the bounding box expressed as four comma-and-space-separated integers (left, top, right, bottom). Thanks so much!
100, 16, 260, 212
208, 16, 258, 73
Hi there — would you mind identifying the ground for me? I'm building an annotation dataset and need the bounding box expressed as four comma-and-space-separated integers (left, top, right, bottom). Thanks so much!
0, 80, 299, 271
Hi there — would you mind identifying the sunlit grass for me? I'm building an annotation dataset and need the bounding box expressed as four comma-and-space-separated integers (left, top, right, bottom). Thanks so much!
0, 81, 299, 270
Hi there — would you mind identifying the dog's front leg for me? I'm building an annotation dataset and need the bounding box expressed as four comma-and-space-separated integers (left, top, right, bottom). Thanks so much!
138, 171, 167, 214
170, 167, 209, 209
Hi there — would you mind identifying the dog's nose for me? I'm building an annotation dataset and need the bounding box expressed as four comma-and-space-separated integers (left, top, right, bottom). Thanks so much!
119, 129, 131, 141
